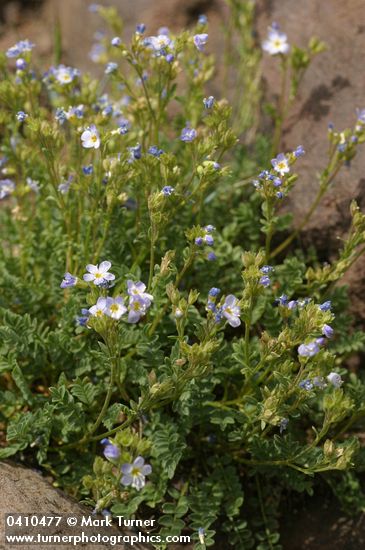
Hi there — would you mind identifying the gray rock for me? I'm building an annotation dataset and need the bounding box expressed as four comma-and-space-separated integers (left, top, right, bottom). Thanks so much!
256, 0, 365, 318
0, 461, 148, 549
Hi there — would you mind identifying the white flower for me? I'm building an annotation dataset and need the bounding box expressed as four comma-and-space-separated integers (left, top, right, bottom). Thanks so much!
83, 261, 115, 286
105, 296, 127, 320
89, 297, 108, 317
121, 456, 152, 491
174, 308, 183, 319
222, 295, 241, 328
271, 153, 290, 175
148, 35, 172, 52
54, 65, 79, 85
327, 372, 343, 388
81, 124, 100, 149
262, 26, 290, 56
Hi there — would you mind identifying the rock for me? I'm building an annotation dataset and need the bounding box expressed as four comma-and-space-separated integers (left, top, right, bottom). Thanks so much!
0, 461, 149, 549
256, 0, 365, 318
0, 0, 227, 73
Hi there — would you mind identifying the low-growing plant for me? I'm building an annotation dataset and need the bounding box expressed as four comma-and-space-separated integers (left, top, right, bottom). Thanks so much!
1, 5, 365, 549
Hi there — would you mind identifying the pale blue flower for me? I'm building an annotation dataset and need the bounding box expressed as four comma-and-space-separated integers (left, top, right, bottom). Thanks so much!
279, 418, 289, 434
260, 265, 273, 274
204, 224, 215, 233
136, 24, 146, 34
121, 456, 152, 491
259, 275, 271, 287
299, 379, 313, 391
16, 111, 27, 122
105, 296, 127, 320
82, 165, 93, 175
181, 125, 197, 142
298, 341, 320, 357
16, 58, 27, 70
128, 296, 148, 323
271, 153, 290, 175
6, 39, 34, 58
105, 62, 118, 74
162, 186, 174, 196
0, 179, 15, 199
127, 280, 153, 306
222, 295, 241, 327
26, 177, 40, 193
102, 440, 120, 460
203, 96, 215, 109
53, 65, 79, 85
327, 372, 343, 388
128, 143, 142, 161
83, 261, 115, 286
89, 297, 108, 317
81, 124, 100, 149
58, 175, 73, 194
60, 272, 77, 289
118, 119, 130, 134
262, 25, 289, 55
111, 37, 122, 47
148, 145, 164, 157
294, 145, 305, 157
193, 33, 208, 52
209, 287, 220, 297
322, 324, 334, 338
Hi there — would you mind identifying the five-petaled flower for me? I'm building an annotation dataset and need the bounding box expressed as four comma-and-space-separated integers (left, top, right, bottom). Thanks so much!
89, 297, 108, 317
127, 280, 153, 306
222, 295, 241, 327
81, 124, 100, 149
262, 24, 290, 56
271, 153, 290, 175
105, 296, 127, 320
148, 35, 172, 53
121, 456, 152, 491
83, 261, 115, 286
54, 65, 79, 85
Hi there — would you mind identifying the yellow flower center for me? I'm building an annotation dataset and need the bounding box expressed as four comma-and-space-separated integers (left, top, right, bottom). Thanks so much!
110, 304, 119, 313
94, 272, 102, 278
